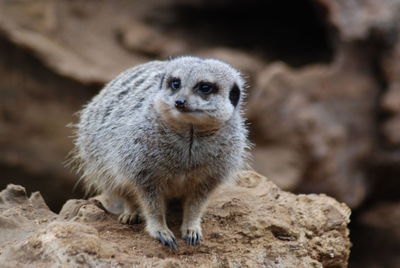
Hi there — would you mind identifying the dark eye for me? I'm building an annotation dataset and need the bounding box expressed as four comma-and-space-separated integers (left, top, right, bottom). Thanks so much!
198, 83, 215, 94
169, 78, 181, 90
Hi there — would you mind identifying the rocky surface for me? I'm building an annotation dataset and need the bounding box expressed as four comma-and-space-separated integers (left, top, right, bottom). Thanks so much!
0, 171, 351, 268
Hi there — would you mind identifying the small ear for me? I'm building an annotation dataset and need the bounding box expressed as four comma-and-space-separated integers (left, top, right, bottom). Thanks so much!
159, 73, 166, 90
229, 83, 240, 107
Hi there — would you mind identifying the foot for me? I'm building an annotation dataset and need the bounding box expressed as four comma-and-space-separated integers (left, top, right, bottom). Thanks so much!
181, 225, 202, 246
147, 226, 178, 249
155, 229, 178, 249
118, 212, 141, 224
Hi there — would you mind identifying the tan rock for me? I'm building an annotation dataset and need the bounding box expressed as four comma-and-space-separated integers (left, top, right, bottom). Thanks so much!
0, 172, 351, 267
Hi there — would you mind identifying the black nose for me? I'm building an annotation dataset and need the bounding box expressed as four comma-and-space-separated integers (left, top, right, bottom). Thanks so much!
175, 98, 187, 110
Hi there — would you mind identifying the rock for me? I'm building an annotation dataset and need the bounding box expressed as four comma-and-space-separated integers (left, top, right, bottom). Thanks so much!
59, 199, 108, 222
314, 0, 400, 265
381, 33, 400, 146
0, 184, 56, 254
0, 172, 351, 267
0, 0, 154, 211
382, 83, 400, 114
248, 45, 378, 208
251, 147, 304, 190
0, 0, 149, 85
197, 47, 265, 85
0, 0, 399, 267
117, 22, 188, 58
315, 0, 400, 41
382, 115, 400, 145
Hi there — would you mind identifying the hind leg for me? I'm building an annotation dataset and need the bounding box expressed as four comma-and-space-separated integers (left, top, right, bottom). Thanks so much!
118, 194, 142, 225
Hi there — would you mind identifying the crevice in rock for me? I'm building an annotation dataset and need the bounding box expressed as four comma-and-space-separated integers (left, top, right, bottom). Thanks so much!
149, 0, 335, 66
0, 163, 84, 212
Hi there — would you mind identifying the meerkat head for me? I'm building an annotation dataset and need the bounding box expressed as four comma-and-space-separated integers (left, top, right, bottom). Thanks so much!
154, 56, 245, 130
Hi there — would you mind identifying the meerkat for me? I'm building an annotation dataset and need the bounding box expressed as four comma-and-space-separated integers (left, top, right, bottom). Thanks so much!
71, 56, 249, 248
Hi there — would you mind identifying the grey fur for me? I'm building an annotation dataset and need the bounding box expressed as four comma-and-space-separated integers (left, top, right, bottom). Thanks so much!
71, 56, 250, 248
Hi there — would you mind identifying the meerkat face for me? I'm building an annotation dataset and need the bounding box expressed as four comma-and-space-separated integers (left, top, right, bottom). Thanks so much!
154, 56, 244, 130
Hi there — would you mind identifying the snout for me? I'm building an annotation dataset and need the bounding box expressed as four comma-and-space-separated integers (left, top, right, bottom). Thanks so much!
175, 97, 188, 112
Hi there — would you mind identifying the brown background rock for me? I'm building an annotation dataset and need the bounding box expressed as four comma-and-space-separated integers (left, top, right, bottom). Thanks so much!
248, 44, 378, 208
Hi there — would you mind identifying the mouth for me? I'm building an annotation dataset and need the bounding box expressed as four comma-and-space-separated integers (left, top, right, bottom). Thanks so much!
177, 108, 203, 113
175, 107, 217, 114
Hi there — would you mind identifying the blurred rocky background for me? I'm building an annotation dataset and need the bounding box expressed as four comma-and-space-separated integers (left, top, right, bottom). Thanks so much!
0, 0, 399, 267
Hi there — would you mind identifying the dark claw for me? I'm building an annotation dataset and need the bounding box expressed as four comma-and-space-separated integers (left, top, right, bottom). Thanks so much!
168, 237, 178, 249
157, 232, 178, 249
158, 232, 166, 245
185, 232, 201, 246
172, 236, 178, 246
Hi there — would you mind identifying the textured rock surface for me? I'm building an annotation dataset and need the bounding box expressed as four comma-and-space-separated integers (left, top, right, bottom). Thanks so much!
248, 45, 378, 208
0, 172, 351, 267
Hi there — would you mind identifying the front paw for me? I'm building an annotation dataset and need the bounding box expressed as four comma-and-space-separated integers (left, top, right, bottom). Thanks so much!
181, 225, 202, 246
148, 226, 178, 249
157, 230, 178, 249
